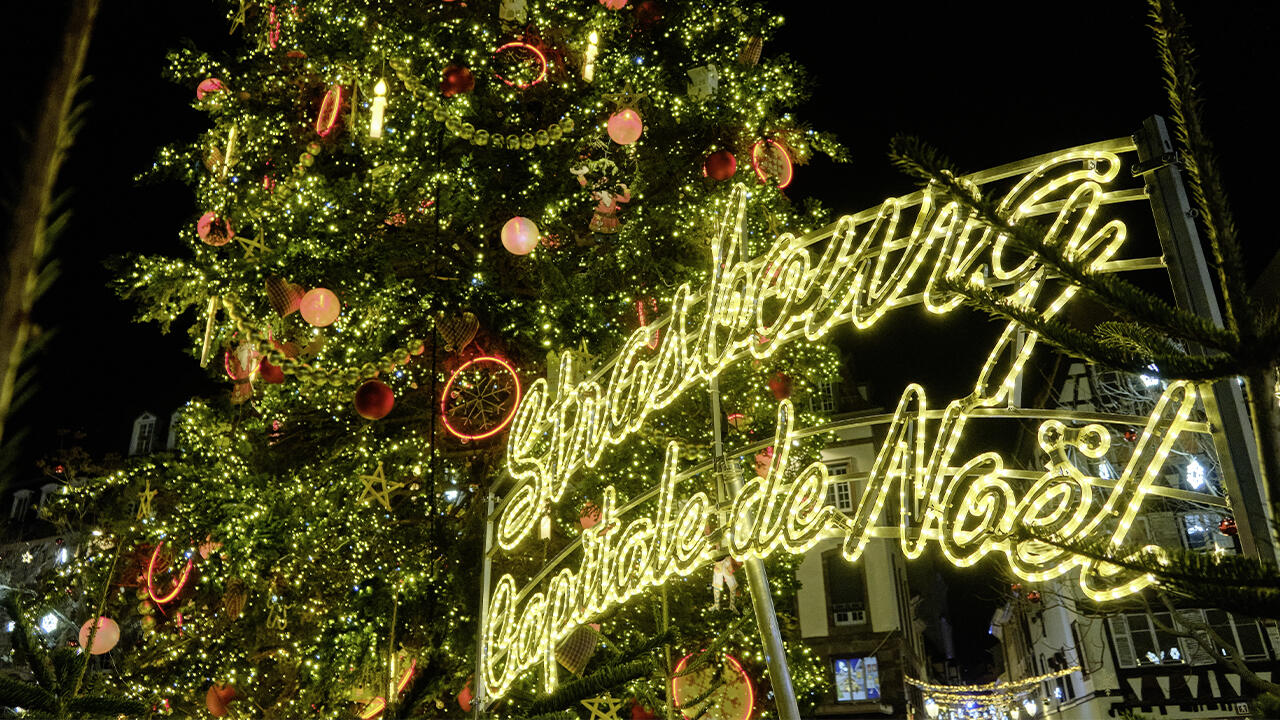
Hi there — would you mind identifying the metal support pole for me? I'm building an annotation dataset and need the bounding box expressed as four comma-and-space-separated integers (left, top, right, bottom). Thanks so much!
1135, 114, 1276, 563
474, 491, 496, 719
709, 376, 802, 720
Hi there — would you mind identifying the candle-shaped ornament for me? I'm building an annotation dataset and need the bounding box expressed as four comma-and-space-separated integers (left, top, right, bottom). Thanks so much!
583, 31, 599, 82
369, 78, 388, 139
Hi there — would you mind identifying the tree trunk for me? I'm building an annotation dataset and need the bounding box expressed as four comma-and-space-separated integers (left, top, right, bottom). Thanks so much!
0, 0, 100, 444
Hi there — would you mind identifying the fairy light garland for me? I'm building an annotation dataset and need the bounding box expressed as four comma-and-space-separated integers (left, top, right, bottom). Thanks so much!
219, 296, 425, 387
482, 147, 1212, 698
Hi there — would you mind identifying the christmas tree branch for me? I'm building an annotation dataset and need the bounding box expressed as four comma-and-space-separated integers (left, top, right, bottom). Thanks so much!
1152, 594, 1280, 696
936, 277, 1242, 380
1146, 0, 1251, 338
890, 136, 1244, 356
0, 0, 99, 446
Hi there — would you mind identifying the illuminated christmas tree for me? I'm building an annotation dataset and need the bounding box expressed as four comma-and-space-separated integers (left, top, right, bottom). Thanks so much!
37, 1, 848, 717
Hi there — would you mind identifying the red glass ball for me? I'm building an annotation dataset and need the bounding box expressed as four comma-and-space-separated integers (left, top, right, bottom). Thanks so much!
259, 359, 285, 384
441, 65, 475, 97
704, 149, 737, 181
1219, 517, 1238, 536
355, 380, 395, 420
768, 372, 792, 401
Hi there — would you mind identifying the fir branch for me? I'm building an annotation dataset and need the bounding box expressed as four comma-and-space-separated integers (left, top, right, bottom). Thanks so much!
890, 135, 1244, 356
1147, 0, 1250, 337
0, 0, 99, 445
936, 277, 1241, 380
65, 695, 150, 717
522, 657, 657, 717
0, 675, 57, 713
1015, 530, 1279, 618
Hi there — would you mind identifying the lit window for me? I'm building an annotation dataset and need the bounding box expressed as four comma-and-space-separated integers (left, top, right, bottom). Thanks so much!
833, 656, 879, 702
825, 478, 852, 512
810, 380, 838, 413
1108, 612, 1185, 668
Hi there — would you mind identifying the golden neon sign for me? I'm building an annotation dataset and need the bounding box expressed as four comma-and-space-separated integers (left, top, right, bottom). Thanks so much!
482, 148, 1206, 698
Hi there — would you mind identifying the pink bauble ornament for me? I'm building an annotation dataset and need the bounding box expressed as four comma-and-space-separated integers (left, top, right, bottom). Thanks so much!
600, 0, 628, 8
78, 616, 120, 655
607, 108, 643, 145
196, 78, 226, 100
501, 216, 540, 255
196, 212, 234, 246
299, 288, 341, 327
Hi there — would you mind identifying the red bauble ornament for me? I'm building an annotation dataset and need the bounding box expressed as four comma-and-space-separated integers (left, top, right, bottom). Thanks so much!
458, 677, 474, 712
599, 0, 628, 8
633, 0, 662, 28
259, 359, 285, 384
1123, 428, 1138, 442
1026, 590, 1042, 603
206, 684, 237, 718
607, 108, 643, 145
441, 65, 476, 97
631, 701, 659, 720
1219, 517, 1238, 536
703, 149, 737, 181
768, 371, 792, 400
355, 380, 395, 420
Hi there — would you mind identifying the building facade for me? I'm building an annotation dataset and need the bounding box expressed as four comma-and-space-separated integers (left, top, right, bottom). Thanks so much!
990, 364, 1280, 719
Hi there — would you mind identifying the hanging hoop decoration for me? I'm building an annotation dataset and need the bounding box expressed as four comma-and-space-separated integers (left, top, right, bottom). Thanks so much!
358, 658, 417, 720
671, 652, 754, 720
637, 297, 660, 349
750, 139, 793, 189
146, 542, 195, 606
316, 84, 344, 137
493, 42, 548, 89
441, 356, 522, 441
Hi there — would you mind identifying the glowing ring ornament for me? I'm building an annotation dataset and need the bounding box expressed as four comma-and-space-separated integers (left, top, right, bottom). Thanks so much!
441, 356, 522, 441
750, 139, 793, 189
146, 542, 195, 606
492, 42, 548, 89
671, 652, 754, 720
316, 84, 344, 137
358, 659, 416, 719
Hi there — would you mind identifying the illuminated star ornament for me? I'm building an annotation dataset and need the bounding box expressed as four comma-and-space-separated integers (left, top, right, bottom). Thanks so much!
21, 550, 34, 564
136, 477, 157, 519
602, 82, 648, 111
237, 230, 268, 259
580, 695, 624, 720
359, 462, 404, 511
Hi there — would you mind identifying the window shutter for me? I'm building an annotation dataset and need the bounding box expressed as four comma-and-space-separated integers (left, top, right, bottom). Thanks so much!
1109, 616, 1137, 669
1174, 610, 1215, 665
1264, 621, 1280, 659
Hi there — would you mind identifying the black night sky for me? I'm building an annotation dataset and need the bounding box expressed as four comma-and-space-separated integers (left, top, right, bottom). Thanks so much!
4, 0, 1277, 681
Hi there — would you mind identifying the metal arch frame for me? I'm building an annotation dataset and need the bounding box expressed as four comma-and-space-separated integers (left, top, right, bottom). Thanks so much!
472, 129, 1262, 714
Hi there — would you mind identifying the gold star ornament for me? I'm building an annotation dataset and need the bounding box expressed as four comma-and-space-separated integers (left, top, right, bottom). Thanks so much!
580, 695, 624, 720
136, 477, 157, 519
359, 462, 404, 511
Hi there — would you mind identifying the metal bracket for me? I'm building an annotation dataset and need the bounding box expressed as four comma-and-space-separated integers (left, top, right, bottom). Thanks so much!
1130, 150, 1181, 177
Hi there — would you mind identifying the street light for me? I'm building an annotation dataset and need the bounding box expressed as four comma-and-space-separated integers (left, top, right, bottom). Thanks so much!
925, 697, 940, 718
